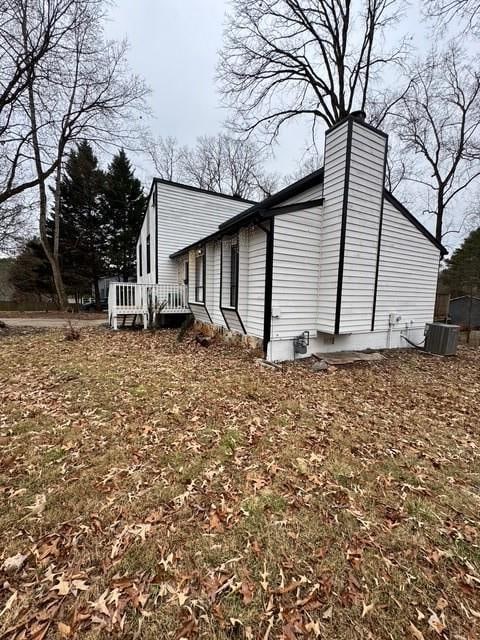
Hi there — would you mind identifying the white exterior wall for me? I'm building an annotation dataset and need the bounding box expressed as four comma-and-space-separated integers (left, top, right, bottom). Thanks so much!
375, 200, 440, 330
244, 227, 266, 338
317, 122, 348, 332
271, 205, 323, 341
268, 326, 429, 361
137, 192, 156, 284
136, 182, 251, 285
339, 123, 387, 333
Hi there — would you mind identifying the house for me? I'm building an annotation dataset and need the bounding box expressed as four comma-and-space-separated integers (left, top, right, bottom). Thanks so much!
449, 296, 480, 329
109, 112, 446, 360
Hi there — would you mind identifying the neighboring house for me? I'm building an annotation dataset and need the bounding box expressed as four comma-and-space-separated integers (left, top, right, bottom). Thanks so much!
449, 296, 480, 329
109, 112, 446, 361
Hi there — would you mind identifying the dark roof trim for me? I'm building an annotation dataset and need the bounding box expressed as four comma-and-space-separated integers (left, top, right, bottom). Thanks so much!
218, 168, 324, 230
169, 197, 325, 259
450, 295, 480, 302
383, 191, 447, 256
154, 178, 257, 204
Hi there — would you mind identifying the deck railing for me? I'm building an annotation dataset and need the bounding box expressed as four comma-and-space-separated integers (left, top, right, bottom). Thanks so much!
108, 283, 189, 328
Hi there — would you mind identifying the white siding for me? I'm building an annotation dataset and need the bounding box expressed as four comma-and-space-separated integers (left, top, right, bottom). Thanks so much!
317, 122, 348, 333
278, 182, 324, 206
375, 200, 440, 329
137, 190, 156, 284
155, 183, 251, 283
271, 205, 323, 340
339, 123, 387, 333
222, 308, 245, 334
245, 227, 266, 338
211, 241, 226, 328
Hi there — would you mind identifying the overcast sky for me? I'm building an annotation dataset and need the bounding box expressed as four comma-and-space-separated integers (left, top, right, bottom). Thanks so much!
105, 0, 315, 182
104, 1, 477, 250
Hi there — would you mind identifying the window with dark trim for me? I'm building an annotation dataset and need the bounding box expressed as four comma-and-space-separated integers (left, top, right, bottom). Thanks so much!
139, 243, 143, 277
183, 260, 189, 285
146, 234, 151, 274
195, 250, 205, 302
230, 242, 239, 308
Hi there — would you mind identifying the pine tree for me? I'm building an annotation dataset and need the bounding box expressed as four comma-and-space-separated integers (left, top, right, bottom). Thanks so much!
55, 142, 106, 306
101, 149, 146, 281
443, 227, 480, 297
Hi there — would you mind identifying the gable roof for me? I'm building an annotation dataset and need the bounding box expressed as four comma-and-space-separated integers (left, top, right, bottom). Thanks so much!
154, 178, 258, 205
170, 166, 447, 259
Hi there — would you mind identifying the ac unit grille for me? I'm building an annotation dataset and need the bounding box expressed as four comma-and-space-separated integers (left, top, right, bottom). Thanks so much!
425, 323, 460, 356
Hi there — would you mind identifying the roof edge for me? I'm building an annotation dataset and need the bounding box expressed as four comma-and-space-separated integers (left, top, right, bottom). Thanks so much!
383, 190, 448, 256
154, 178, 257, 204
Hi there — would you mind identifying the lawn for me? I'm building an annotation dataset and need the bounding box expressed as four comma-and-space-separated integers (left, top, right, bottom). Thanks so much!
0, 328, 479, 639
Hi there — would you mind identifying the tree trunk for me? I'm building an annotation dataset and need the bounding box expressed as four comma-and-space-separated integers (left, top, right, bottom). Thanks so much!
436, 187, 445, 243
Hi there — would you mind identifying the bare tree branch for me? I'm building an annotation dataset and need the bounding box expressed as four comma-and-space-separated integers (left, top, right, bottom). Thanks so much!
218, 0, 408, 139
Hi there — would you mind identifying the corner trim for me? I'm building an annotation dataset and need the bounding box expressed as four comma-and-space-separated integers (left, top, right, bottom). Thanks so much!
262, 218, 275, 356
371, 136, 389, 331
334, 118, 353, 334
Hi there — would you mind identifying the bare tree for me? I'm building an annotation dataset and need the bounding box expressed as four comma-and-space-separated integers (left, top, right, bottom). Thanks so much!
147, 136, 185, 181
383, 44, 480, 242
0, 199, 31, 253
11, 0, 149, 308
218, 0, 407, 138
0, 0, 84, 205
149, 133, 277, 199
424, 0, 480, 35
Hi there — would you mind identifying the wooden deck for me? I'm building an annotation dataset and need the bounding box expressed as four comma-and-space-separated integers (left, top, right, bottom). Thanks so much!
108, 283, 189, 329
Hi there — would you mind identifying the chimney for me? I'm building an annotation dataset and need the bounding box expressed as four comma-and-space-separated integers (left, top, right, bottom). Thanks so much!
317, 113, 388, 335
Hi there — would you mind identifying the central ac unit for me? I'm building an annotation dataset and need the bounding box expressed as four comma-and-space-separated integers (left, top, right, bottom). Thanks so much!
424, 323, 460, 356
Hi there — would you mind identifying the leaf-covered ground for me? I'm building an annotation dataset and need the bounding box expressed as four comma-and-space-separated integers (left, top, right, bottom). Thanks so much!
0, 329, 479, 639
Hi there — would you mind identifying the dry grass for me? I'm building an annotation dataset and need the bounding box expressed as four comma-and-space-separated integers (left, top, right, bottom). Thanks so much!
0, 329, 479, 639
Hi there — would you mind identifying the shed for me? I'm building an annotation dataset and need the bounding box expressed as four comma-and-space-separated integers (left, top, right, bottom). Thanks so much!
449, 296, 480, 329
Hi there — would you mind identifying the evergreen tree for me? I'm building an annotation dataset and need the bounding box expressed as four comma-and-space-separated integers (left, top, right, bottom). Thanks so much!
101, 149, 146, 281
55, 142, 106, 306
10, 239, 56, 303
443, 227, 480, 298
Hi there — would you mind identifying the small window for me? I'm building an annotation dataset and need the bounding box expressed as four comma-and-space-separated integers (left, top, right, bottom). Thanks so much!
195, 250, 205, 302
183, 260, 189, 285
230, 242, 239, 308
139, 243, 143, 277
146, 234, 151, 274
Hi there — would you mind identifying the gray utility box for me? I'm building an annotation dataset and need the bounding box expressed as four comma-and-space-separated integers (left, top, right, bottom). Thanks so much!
425, 323, 460, 356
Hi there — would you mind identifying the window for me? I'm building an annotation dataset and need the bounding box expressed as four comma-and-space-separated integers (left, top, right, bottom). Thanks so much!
146, 234, 151, 274
195, 250, 205, 302
139, 243, 143, 277
183, 260, 189, 285
230, 242, 239, 307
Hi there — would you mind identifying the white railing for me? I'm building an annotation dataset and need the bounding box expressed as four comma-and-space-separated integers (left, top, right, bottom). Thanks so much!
109, 283, 189, 329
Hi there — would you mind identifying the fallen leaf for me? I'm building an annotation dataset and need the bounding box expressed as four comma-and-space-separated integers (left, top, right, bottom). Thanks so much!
0, 591, 17, 618
322, 605, 333, 620
436, 597, 448, 611
362, 601, 374, 617
241, 580, 255, 604
51, 577, 71, 596
1, 553, 28, 574
57, 622, 71, 637
428, 611, 446, 635
409, 622, 425, 640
